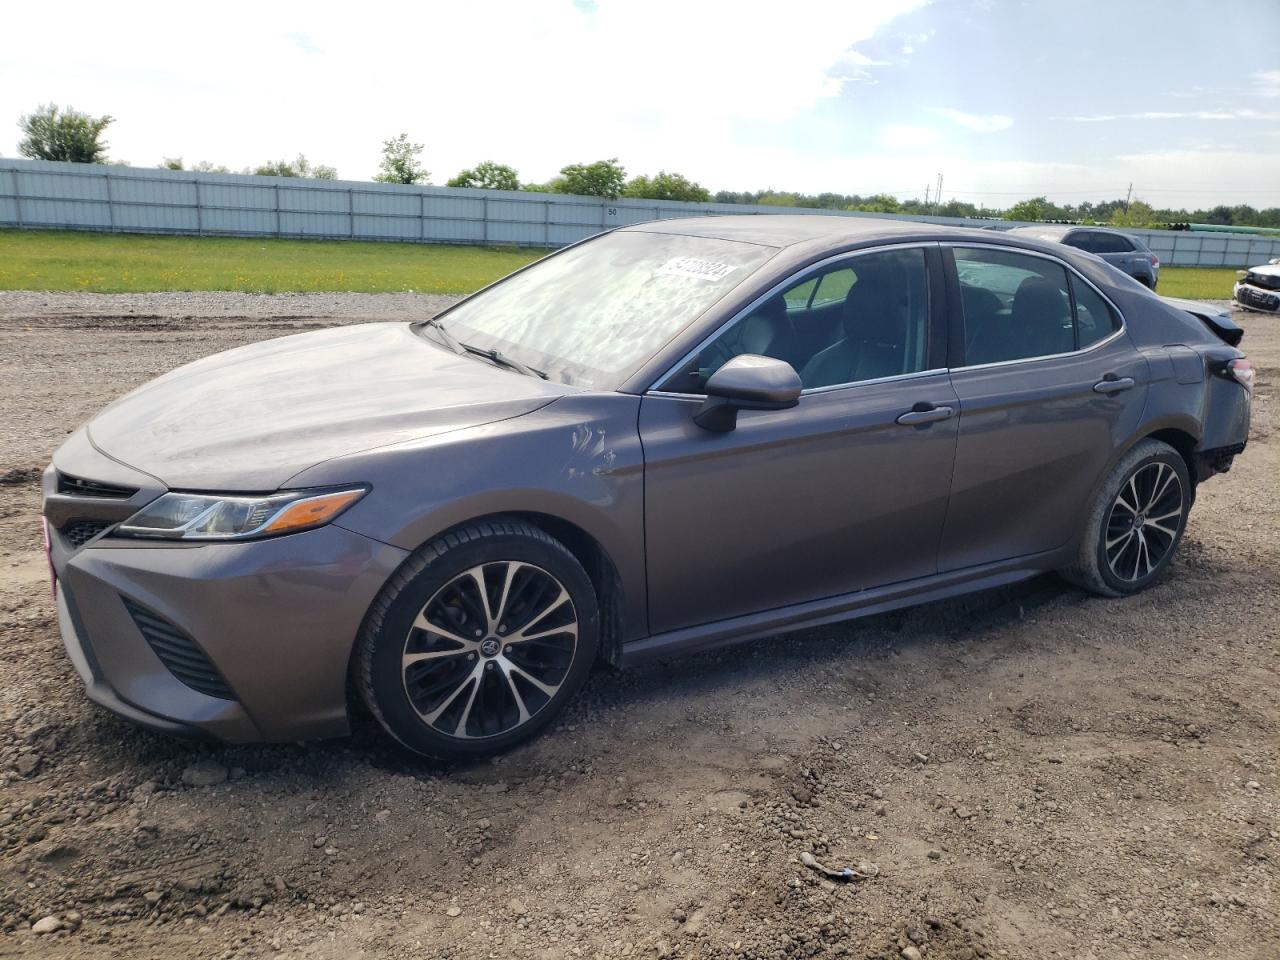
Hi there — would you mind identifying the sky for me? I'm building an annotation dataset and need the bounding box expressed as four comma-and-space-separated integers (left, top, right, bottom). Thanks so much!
2, 0, 1278, 210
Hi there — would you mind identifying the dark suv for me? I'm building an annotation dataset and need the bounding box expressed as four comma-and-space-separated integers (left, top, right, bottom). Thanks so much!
1010, 225, 1160, 289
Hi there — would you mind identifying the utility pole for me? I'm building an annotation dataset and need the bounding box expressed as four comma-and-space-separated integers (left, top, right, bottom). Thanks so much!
924, 183, 931, 206
1124, 182, 1133, 213
935, 173, 944, 214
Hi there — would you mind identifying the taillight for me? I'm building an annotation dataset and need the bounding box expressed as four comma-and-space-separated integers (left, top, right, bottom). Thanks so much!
1151, 255, 1159, 267
1227, 358, 1255, 392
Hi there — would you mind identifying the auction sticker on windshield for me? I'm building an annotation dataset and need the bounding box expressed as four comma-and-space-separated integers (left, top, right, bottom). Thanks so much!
657, 257, 739, 282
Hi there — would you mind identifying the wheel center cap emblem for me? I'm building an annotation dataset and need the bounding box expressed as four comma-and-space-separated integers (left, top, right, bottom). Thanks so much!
1134, 514, 1146, 527
480, 638, 502, 658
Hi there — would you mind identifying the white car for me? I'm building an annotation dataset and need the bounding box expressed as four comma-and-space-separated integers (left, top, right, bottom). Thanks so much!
1235, 258, 1280, 315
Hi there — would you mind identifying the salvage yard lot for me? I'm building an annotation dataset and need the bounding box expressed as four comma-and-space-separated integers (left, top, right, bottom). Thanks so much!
0, 291, 1275, 959
0, 228, 1243, 300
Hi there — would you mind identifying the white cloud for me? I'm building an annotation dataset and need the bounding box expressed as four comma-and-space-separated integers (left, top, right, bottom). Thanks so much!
0, 0, 926, 184
931, 108, 1014, 132
1068, 108, 1280, 122
877, 125, 943, 149
1253, 70, 1280, 98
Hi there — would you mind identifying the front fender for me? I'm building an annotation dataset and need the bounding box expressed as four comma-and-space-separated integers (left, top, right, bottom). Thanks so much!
291, 395, 648, 642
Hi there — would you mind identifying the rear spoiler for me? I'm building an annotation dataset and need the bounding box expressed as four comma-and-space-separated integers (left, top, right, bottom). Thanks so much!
1187, 309, 1244, 347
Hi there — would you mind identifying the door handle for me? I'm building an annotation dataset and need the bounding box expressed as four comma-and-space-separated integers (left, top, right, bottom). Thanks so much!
1093, 376, 1135, 394
896, 404, 955, 425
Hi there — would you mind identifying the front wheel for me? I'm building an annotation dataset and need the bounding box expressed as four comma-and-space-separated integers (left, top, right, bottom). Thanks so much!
355, 519, 599, 760
1063, 439, 1191, 597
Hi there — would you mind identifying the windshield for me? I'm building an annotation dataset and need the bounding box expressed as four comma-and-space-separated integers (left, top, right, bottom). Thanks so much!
426, 230, 778, 388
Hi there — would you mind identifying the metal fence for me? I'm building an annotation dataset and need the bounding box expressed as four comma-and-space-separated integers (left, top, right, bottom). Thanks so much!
2, 158, 1277, 268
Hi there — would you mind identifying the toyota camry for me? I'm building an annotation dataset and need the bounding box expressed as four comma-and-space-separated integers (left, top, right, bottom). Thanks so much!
42, 216, 1253, 759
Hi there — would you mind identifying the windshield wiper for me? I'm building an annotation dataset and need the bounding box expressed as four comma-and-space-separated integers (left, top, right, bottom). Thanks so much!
420, 318, 466, 355
420, 318, 548, 379
462, 344, 549, 380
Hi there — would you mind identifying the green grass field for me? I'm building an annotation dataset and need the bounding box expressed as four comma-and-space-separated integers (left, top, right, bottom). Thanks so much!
0, 230, 547, 295
1155, 267, 1239, 301
0, 228, 1242, 301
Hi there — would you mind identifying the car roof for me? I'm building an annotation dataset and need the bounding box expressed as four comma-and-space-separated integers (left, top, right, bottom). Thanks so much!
621, 214, 1005, 249
618, 214, 1122, 275
619, 212, 1049, 253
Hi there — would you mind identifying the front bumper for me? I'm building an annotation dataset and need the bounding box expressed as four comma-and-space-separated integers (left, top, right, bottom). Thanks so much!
43, 447, 408, 743
1234, 282, 1280, 314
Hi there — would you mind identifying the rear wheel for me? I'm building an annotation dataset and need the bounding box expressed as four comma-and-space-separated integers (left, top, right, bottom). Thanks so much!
355, 519, 598, 759
1063, 439, 1191, 597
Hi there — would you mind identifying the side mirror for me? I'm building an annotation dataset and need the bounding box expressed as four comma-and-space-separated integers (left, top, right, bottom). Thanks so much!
693, 354, 802, 432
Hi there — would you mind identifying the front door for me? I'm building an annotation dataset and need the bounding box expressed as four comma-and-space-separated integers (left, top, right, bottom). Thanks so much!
639, 245, 960, 635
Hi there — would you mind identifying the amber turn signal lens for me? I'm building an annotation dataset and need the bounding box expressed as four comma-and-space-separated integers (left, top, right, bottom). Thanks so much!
262, 489, 366, 534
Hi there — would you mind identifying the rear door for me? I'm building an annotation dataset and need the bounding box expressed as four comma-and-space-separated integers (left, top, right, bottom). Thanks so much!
939, 245, 1149, 571
639, 244, 960, 634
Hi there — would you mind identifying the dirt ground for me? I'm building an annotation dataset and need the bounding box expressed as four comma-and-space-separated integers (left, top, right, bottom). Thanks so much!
0, 291, 1275, 960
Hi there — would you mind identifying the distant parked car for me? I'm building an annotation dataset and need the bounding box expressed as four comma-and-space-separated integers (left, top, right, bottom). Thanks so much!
1234, 258, 1280, 315
1009, 225, 1160, 289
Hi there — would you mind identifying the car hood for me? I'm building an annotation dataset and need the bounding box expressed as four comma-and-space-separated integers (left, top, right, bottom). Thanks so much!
85, 322, 567, 490
1244, 263, 1280, 278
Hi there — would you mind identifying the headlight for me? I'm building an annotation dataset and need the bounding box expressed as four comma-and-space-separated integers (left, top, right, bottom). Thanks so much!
116, 486, 367, 541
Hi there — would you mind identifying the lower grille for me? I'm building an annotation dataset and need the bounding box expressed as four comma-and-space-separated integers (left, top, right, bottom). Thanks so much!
122, 598, 236, 701
60, 520, 110, 548
1240, 286, 1279, 310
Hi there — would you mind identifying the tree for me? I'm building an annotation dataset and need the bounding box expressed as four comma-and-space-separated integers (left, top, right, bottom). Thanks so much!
252, 154, 336, 179
623, 170, 711, 203
549, 158, 626, 198
447, 161, 519, 191
375, 133, 429, 184
18, 104, 114, 163
849, 193, 903, 214
1108, 199, 1159, 228
1004, 196, 1067, 222
162, 158, 232, 174
758, 192, 802, 207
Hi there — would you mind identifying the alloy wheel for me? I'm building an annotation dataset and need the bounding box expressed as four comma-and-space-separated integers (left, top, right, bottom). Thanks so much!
1104, 462, 1184, 583
401, 561, 578, 740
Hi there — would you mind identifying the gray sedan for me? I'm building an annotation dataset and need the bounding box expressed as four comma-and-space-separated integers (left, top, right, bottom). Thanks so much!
43, 216, 1253, 759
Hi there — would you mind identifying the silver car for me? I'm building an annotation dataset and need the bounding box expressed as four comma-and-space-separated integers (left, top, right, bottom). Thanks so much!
1234, 258, 1280, 314
1009, 224, 1160, 289
42, 217, 1253, 759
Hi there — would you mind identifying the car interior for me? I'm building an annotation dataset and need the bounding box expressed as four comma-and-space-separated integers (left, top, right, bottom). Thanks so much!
684, 249, 930, 392
666, 246, 1115, 394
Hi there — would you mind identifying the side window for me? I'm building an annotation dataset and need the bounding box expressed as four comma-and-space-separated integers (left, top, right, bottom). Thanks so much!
1063, 232, 1095, 253
783, 277, 817, 310
1092, 233, 1132, 254
662, 248, 931, 394
812, 268, 856, 306
1071, 275, 1120, 348
954, 247, 1074, 365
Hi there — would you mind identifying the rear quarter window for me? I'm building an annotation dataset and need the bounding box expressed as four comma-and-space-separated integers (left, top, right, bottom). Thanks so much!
1070, 275, 1121, 348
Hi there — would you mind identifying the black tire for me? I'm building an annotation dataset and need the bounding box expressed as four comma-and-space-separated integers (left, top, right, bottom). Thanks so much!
1062, 439, 1192, 597
355, 518, 598, 760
